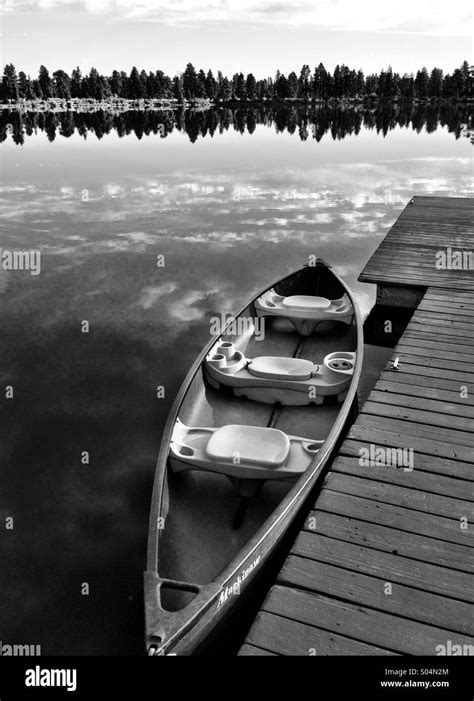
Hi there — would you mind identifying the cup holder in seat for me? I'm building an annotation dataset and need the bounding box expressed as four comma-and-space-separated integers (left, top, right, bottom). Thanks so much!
216, 345, 243, 366
179, 446, 194, 457
328, 358, 353, 371
306, 443, 320, 452
226, 352, 243, 365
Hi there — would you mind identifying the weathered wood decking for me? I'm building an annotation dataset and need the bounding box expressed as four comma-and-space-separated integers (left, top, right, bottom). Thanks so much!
360, 196, 474, 291
239, 197, 474, 656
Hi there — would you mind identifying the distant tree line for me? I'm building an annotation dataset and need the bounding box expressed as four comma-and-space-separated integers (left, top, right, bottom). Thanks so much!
1, 61, 472, 103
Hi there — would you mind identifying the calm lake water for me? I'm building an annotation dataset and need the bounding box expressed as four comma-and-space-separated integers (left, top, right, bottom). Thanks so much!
0, 107, 472, 654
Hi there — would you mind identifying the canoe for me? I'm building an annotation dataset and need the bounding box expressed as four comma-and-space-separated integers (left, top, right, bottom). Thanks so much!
144, 260, 363, 655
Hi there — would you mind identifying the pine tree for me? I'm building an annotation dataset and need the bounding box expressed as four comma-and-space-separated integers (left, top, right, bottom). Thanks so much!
378, 67, 395, 99
87, 68, 102, 100
120, 71, 128, 97
258, 78, 268, 101
32, 79, 43, 99
128, 67, 143, 99
53, 69, 71, 99
100, 75, 112, 99
161, 74, 172, 98
38, 65, 54, 98
460, 60, 471, 99
428, 67, 443, 98
147, 71, 157, 99
18, 71, 34, 99
339, 65, 351, 97
197, 69, 207, 98
346, 68, 358, 98
70, 67, 83, 98
173, 75, 184, 102
392, 71, 401, 100
139, 69, 149, 98
205, 69, 216, 100
183, 63, 198, 99
356, 69, 365, 98
333, 65, 342, 98
110, 70, 123, 97
220, 76, 232, 102
365, 74, 378, 97
287, 71, 298, 98
274, 71, 289, 99
245, 73, 257, 101
313, 63, 328, 100
414, 67, 429, 99
400, 74, 415, 101
1, 64, 19, 101
216, 70, 224, 101
265, 77, 274, 100
235, 72, 247, 100
297, 64, 311, 99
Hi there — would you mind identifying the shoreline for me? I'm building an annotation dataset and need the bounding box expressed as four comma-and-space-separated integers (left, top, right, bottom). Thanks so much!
1, 96, 471, 113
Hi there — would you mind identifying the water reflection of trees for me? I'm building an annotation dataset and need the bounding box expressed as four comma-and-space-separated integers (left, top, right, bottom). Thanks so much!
1, 103, 472, 146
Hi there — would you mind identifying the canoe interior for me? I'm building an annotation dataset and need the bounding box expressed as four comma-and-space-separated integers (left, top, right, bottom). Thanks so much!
155, 264, 358, 611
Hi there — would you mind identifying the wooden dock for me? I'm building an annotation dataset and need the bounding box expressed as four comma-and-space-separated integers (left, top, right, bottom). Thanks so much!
239, 196, 474, 656
360, 195, 474, 292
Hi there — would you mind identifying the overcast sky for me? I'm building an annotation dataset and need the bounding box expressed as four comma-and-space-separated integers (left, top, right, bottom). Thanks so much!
1, 0, 472, 78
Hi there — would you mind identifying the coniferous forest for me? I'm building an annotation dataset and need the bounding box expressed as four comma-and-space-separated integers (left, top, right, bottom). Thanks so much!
1, 61, 472, 104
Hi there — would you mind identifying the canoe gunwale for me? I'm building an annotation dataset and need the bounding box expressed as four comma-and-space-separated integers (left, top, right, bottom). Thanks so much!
144, 260, 364, 655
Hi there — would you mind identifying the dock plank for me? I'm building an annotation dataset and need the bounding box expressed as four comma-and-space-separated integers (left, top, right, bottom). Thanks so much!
340, 439, 473, 481
315, 490, 471, 546
371, 383, 474, 411
244, 611, 396, 656
361, 400, 474, 433
278, 556, 473, 635
394, 344, 474, 364
322, 472, 474, 520
353, 414, 474, 452
291, 533, 474, 602
303, 511, 474, 573
331, 454, 473, 501
378, 369, 473, 394
264, 587, 474, 655
389, 352, 474, 375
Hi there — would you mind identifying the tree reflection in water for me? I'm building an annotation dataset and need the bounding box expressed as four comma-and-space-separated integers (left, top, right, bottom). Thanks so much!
1, 103, 472, 146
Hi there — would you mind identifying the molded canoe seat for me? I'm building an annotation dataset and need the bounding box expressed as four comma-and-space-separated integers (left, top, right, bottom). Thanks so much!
248, 356, 314, 381
206, 425, 290, 467
204, 342, 356, 406
255, 289, 353, 335
282, 295, 331, 311
169, 419, 322, 491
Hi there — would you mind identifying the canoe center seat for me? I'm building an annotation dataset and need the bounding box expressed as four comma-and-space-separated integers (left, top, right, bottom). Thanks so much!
255, 288, 353, 335
248, 356, 314, 381
204, 342, 356, 405
282, 295, 331, 312
205, 425, 290, 467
